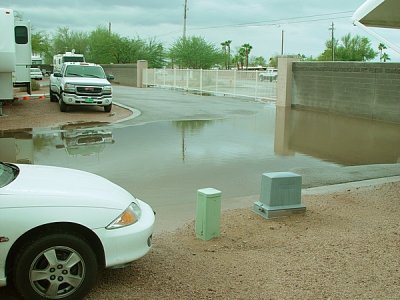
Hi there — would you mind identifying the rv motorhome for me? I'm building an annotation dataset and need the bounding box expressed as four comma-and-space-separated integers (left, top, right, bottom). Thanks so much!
53, 50, 85, 73
0, 8, 16, 102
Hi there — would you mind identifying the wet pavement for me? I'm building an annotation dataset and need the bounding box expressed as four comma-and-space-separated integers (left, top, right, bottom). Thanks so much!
1, 86, 400, 231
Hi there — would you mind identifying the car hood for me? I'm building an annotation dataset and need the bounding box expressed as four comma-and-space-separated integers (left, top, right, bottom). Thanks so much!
1, 164, 135, 209
65, 77, 111, 86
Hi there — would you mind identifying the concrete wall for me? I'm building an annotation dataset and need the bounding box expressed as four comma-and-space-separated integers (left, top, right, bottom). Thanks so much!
102, 63, 138, 87
291, 62, 400, 123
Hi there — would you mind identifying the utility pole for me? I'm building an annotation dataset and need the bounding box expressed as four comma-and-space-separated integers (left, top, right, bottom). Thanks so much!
108, 22, 111, 35
183, 0, 188, 40
329, 22, 335, 61
281, 30, 284, 55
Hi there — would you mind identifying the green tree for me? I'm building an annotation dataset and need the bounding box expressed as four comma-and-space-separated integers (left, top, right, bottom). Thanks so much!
268, 55, 278, 68
52, 27, 89, 55
169, 36, 223, 69
249, 56, 267, 67
318, 33, 376, 61
31, 31, 52, 64
240, 43, 252, 69
140, 38, 165, 68
377, 43, 391, 62
381, 52, 391, 62
378, 42, 387, 62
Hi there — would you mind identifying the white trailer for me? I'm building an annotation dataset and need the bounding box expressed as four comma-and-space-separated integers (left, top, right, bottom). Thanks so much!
13, 20, 32, 93
53, 51, 85, 73
0, 8, 16, 104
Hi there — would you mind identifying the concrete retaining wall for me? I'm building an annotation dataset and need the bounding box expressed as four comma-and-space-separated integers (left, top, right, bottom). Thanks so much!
292, 62, 400, 123
102, 63, 137, 87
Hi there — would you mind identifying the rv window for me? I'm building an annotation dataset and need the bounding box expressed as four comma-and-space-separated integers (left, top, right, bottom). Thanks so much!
15, 26, 28, 44
63, 56, 85, 63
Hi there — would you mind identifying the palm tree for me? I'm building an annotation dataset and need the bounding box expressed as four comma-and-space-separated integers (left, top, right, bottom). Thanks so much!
221, 42, 227, 69
378, 43, 387, 62
381, 53, 391, 62
221, 40, 232, 69
240, 43, 252, 70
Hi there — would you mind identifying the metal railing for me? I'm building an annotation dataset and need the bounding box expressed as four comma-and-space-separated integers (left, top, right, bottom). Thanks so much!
143, 68, 277, 101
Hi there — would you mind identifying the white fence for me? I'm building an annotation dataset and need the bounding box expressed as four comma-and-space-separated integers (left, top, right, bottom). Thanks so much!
143, 68, 277, 101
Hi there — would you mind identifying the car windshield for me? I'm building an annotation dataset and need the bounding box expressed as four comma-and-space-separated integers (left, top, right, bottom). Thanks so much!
0, 162, 19, 188
65, 65, 106, 79
31, 68, 41, 72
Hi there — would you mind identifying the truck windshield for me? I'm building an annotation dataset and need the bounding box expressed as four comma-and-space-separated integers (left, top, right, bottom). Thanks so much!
65, 65, 106, 79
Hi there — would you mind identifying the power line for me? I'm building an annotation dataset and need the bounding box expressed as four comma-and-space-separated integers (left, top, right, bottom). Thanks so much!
155, 11, 353, 38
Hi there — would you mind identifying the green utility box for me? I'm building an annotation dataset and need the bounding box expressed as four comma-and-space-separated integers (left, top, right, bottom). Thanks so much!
195, 188, 221, 241
253, 172, 305, 219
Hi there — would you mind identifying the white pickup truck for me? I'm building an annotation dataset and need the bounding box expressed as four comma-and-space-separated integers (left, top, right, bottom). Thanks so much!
49, 62, 113, 112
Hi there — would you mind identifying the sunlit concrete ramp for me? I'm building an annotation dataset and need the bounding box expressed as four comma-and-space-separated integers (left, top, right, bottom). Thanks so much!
291, 163, 400, 188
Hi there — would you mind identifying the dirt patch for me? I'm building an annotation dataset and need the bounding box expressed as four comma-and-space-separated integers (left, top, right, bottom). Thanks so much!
0, 97, 132, 131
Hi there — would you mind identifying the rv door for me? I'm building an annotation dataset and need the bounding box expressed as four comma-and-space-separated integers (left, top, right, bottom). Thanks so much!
14, 20, 32, 92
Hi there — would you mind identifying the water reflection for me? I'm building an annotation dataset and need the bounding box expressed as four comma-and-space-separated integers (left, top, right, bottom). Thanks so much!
173, 120, 213, 161
56, 123, 114, 156
1, 107, 399, 230
0, 130, 33, 164
275, 107, 400, 165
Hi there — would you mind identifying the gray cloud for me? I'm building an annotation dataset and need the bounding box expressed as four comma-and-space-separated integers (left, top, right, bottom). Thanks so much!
2, 0, 399, 61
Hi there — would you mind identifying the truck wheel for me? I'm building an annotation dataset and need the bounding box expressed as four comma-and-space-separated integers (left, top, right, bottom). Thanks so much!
49, 88, 57, 102
13, 232, 98, 300
104, 103, 112, 113
59, 95, 68, 112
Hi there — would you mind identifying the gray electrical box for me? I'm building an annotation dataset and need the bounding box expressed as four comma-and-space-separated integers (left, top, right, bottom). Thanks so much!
253, 172, 306, 219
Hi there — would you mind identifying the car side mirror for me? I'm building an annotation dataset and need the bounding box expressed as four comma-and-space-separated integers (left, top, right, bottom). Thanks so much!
53, 72, 62, 78
107, 74, 114, 81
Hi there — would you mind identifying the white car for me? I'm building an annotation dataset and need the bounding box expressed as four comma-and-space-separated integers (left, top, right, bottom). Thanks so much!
0, 162, 155, 300
259, 68, 278, 82
30, 67, 43, 80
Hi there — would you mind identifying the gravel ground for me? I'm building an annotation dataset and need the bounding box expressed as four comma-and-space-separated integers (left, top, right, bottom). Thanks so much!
1, 181, 398, 299
1, 91, 399, 299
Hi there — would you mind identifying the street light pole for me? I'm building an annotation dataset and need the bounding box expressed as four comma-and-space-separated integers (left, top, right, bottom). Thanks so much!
183, 0, 188, 40
329, 22, 335, 61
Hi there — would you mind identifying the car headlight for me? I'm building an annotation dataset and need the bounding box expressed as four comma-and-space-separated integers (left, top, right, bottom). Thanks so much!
106, 202, 142, 229
103, 85, 112, 93
64, 83, 76, 93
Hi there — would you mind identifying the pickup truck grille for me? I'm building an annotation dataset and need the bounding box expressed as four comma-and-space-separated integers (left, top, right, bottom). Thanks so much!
76, 86, 103, 95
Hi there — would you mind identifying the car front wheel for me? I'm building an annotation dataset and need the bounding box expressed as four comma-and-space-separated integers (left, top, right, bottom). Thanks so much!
104, 103, 112, 113
59, 94, 68, 112
13, 233, 98, 300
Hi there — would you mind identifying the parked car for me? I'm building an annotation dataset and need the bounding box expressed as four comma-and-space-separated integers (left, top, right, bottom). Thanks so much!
259, 68, 278, 82
30, 67, 43, 80
0, 162, 155, 300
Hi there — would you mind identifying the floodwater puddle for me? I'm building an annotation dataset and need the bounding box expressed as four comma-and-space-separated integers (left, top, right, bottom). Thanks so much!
1, 106, 399, 230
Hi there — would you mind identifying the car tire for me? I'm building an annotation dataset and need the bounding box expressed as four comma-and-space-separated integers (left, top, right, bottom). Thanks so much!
13, 232, 98, 300
59, 94, 68, 112
49, 88, 57, 102
104, 103, 112, 113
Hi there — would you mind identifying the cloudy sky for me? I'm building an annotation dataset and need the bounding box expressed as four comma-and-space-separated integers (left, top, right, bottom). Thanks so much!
2, 0, 399, 61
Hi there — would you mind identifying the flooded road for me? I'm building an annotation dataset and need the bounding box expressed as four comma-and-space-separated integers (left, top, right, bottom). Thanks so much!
1, 103, 399, 231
